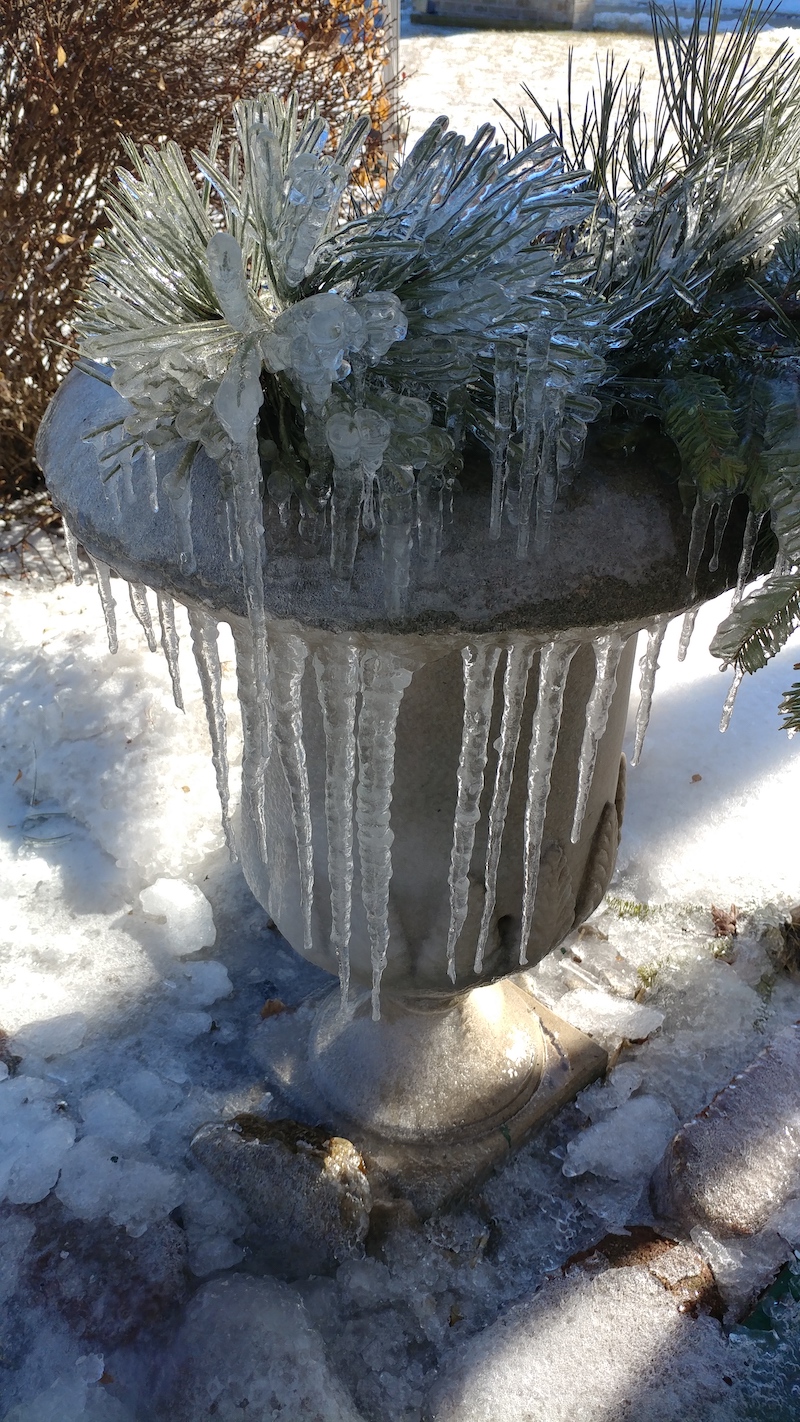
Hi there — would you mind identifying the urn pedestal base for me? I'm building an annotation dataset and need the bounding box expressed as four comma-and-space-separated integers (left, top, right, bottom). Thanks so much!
251, 981, 607, 1219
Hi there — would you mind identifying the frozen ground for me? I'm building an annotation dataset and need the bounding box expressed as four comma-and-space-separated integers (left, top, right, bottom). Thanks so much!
0, 531, 799, 1418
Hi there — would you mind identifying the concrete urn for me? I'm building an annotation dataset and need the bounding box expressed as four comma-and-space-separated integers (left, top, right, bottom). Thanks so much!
37, 366, 745, 1191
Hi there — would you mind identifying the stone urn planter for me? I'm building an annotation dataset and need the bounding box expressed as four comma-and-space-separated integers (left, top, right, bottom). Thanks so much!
37, 362, 746, 1209
34, 89, 764, 1210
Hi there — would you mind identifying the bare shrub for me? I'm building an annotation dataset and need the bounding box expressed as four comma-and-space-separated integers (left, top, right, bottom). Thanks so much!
0, 0, 392, 506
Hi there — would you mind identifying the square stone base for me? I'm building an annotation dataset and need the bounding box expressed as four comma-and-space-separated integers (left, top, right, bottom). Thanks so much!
252, 994, 606, 1219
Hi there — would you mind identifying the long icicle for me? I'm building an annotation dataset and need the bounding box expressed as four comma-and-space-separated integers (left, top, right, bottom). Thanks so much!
631, 614, 670, 765
228, 432, 272, 861
708, 493, 734, 572
314, 640, 360, 1007
63, 523, 83, 585
128, 581, 157, 652
356, 651, 413, 1020
489, 342, 516, 539
720, 665, 745, 732
474, 640, 534, 974
677, 606, 699, 663
445, 643, 502, 983
519, 640, 577, 965
88, 556, 118, 655
733, 508, 764, 606
686, 494, 714, 593
516, 324, 550, 559
187, 607, 235, 855
571, 631, 626, 844
157, 591, 184, 711
269, 631, 314, 956
416, 466, 443, 584
532, 380, 567, 557
144, 445, 159, 513
378, 468, 414, 618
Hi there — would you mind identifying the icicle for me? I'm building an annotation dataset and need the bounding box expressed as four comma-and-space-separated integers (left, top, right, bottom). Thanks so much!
330, 465, 363, 581
144, 446, 159, 513
223, 485, 242, 568
516, 324, 550, 559
570, 631, 626, 844
416, 467, 443, 584
445, 643, 502, 983
128, 581, 157, 652
677, 606, 699, 663
157, 591, 184, 711
119, 446, 135, 506
356, 652, 414, 1020
63, 523, 83, 585
228, 428, 272, 861
720, 665, 745, 732
166, 472, 194, 571
489, 342, 516, 539
733, 509, 764, 606
378, 467, 414, 618
269, 632, 314, 956
686, 494, 714, 592
519, 640, 577, 966
708, 494, 734, 572
362, 474, 377, 533
445, 386, 468, 466
314, 640, 360, 1007
631, 614, 670, 765
88, 556, 118, 655
533, 378, 568, 557
188, 607, 235, 856
474, 640, 534, 974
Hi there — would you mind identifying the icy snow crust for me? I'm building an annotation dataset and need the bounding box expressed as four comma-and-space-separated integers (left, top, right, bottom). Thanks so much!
1, 540, 800, 1418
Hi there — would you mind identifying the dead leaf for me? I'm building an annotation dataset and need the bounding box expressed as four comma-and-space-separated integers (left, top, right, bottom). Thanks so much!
13, 769, 22, 784
50, 103, 59, 115
711, 903, 737, 938
56, 44, 67, 66
691, 773, 702, 783
260, 998, 288, 1019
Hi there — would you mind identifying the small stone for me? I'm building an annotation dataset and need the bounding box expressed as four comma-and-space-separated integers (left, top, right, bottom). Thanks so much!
652, 1022, 800, 1237
190, 1114, 371, 1276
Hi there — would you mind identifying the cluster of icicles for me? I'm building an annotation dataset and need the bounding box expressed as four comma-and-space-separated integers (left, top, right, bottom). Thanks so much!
87, 217, 602, 623
64, 491, 758, 1019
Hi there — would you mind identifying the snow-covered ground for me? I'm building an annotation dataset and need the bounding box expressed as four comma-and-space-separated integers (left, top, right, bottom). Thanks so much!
3, 14, 800, 1416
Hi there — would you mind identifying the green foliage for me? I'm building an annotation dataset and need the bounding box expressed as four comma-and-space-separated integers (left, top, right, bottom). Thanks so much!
659, 376, 745, 495
514, 0, 800, 717
780, 679, 800, 732
710, 574, 800, 671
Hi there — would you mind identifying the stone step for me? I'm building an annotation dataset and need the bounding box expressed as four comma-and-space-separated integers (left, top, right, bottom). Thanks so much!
594, 1, 800, 30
